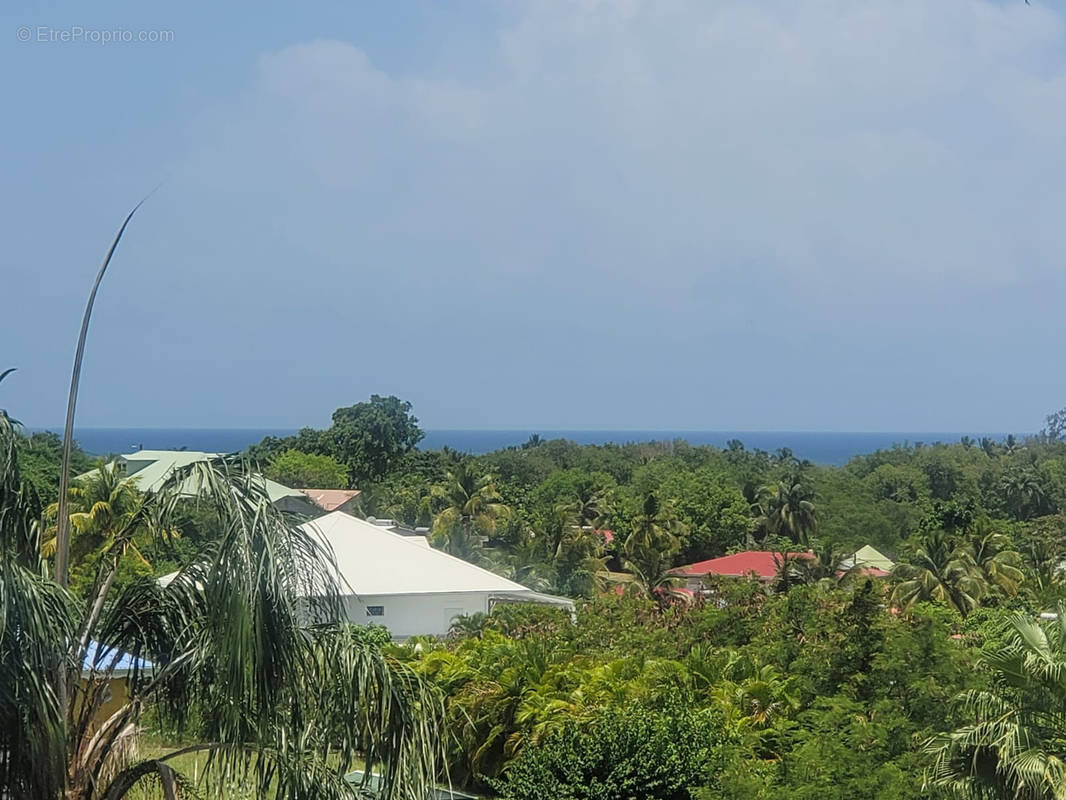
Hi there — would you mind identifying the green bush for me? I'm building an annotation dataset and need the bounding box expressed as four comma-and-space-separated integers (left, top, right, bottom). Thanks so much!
492, 703, 727, 800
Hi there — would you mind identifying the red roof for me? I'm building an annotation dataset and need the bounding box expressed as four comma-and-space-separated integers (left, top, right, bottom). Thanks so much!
670, 551, 812, 580
855, 566, 890, 578
299, 488, 361, 511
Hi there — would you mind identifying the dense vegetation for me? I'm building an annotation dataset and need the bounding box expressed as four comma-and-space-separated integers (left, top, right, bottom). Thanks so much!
395, 587, 981, 799
1, 410, 441, 800
268, 399, 1066, 615
15, 391, 1066, 797
242, 399, 1066, 797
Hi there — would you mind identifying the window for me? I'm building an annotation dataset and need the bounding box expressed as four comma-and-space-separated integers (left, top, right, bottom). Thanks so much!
366, 605, 385, 617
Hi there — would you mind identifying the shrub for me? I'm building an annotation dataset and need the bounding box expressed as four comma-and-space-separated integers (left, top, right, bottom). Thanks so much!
492, 703, 727, 800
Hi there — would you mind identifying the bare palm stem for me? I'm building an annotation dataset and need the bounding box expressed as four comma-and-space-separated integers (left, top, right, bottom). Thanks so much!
55, 199, 147, 586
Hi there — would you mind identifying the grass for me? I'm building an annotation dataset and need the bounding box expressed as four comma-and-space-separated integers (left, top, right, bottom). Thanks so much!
121, 736, 372, 799
122, 738, 263, 799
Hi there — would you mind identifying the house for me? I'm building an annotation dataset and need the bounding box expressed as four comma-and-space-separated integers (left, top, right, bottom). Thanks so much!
669, 551, 812, 590
80, 641, 151, 730
80, 450, 319, 516
841, 544, 895, 573
671, 547, 894, 590
301, 511, 574, 638
299, 488, 362, 514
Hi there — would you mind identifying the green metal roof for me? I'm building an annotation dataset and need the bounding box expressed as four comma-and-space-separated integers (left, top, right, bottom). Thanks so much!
851, 545, 895, 571
78, 450, 310, 508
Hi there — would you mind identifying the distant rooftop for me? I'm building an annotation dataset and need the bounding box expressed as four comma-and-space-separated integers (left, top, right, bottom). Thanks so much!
299, 488, 361, 512
82, 640, 152, 674
302, 511, 572, 603
79, 450, 309, 506
671, 551, 812, 581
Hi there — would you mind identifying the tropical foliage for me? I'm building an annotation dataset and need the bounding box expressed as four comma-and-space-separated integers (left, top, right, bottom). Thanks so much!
401, 584, 979, 798
928, 609, 1066, 799
265, 448, 349, 489
250, 395, 423, 486
19, 387, 1066, 797
0, 412, 442, 799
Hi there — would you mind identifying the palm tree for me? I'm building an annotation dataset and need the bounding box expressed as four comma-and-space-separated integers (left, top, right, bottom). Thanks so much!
999, 468, 1049, 520
711, 654, 800, 731
561, 478, 611, 530
553, 526, 609, 597
891, 530, 986, 617
967, 530, 1025, 600
1003, 434, 1024, 455
623, 494, 684, 600
41, 466, 157, 594
422, 634, 562, 786
753, 477, 817, 546
431, 460, 511, 555
488, 535, 557, 593
0, 415, 442, 799
772, 541, 856, 591
1022, 536, 1065, 609
927, 609, 1066, 798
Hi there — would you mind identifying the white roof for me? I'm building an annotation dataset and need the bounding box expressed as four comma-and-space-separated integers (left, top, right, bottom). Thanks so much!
301, 511, 542, 597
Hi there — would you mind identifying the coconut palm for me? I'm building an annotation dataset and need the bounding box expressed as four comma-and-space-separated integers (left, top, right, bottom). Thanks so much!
1000, 468, 1049, 521
487, 535, 557, 593
892, 530, 986, 617
753, 477, 818, 546
966, 530, 1025, 600
557, 477, 611, 531
0, 414, 442, 799
1022, 536, 1065, 609
552, 526, 609, 598
772, 542, 856, 591
431, 460, 511, 552
41, 466, 158, 594
926, 609, 1066, 798
623, 494, 684, 600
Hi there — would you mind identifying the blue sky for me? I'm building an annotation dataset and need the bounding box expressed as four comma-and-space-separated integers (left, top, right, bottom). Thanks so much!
2, 0, 1065, 432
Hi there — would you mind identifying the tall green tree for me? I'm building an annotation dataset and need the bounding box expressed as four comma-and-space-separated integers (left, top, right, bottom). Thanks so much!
624, 493, 684, 598
265, 448, 349, 489
999, 467, 1050, 521
658, 468, 752, 562
252, 395, 423, 486
431, 460, 511, 556
326, 395, 424, 484
16, 430, 93, 503
966, 530, 1025, 601
892, 530, 985, 617
42, 466, 158, 597
753, 477, 818, 546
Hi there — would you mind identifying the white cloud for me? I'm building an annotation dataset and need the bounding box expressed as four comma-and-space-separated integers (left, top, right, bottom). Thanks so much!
177, 0, 1066, 308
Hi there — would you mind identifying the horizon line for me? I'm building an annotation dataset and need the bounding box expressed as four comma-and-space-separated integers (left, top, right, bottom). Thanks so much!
26, 425, 1031, 436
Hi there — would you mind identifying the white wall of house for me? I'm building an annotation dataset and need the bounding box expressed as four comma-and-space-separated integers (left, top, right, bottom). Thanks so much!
343, 591, 493, 638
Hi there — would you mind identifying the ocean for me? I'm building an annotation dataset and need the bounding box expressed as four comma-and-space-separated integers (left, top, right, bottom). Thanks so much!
31, 428, 1020, 466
